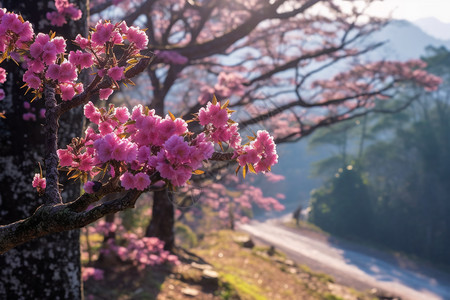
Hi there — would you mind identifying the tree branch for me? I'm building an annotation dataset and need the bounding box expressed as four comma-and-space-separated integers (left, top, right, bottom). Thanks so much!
44, 84, 62, 205
0, 188, 142, 254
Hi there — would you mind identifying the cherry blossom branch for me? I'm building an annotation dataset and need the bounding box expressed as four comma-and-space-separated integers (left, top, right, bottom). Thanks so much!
0, 189, 141, 255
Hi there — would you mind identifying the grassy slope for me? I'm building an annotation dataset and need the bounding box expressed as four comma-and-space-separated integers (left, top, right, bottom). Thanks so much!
84, 230, 377, 300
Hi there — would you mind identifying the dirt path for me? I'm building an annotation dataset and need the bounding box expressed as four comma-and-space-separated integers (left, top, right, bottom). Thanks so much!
239, 219, 450, 300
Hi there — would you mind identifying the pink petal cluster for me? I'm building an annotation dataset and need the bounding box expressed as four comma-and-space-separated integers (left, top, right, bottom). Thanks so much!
81, 267, 104, 281
0, 9, 34, 52
155, 50, 188, 65
57, 143, 96, 174
46, 0, 82, 27
0, 67, 6, 83
120, 172, 151, 191
155, 135, 213, 186
21, 101, 44, 122
214, 72, 246, 98
84, 20, 147, 51
126, 26, 149, 50
23, 33, 76, 93
89, 220, 179, 270
68, 50, 93, 69
198, 101, 242, 148
32, 173, 46, 193
198, 102, 229, 127
237, 130, 278, 173
58, 98, 277, 190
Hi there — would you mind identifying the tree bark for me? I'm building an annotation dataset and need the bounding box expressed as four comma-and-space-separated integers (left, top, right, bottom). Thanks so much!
0, 1, 87, 299
145, 190, 175, 251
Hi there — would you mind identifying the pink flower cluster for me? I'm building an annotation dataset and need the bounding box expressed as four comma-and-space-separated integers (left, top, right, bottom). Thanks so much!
155, 50, 188, 65
120, 172, 151, 191
237, 130, 278, 173
59, 98, 279, 190
198, 101, 241, 148
23, 32, 84, 96
0, 9, 34, 53
197, 174, 285, 227
0, 9, 149, 104
76, 20, 148, 52
59, 101, 216, 190
46, 0, 82, 27
0, 67, 5, 101
32, 173, 46, 193
82, 267, 104, 281
22, 101, 45, 122
92, 220, 179, 270
0, 67, 6, 83
106, 234, 179, 269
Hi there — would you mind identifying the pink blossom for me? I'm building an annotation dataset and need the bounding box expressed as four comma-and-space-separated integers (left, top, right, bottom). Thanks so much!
34, 33, 49, 45
59, 62, 77, 82
164, 135, 192, 164
22, 112, 36, 121
120, 172, 135, 190
42, 50, 58, 65
0, 89, 4, 101
114, 106, 130, 123
29, 43, 43, 59
82, 267, 104, 281
46, 12, 66, 26
52, 37, 66, 53
75, 34, 89, 49
46, 64, 60, 81
32, 173, 46, 192
134, 172, 151, 191
156, 50, 188, 65
23, 71, 41, 89
84, 102, 101, 124
47, 0, 82, 27
0, 67, 6, 83
69, 50, 93, 69
91, 21, 114, 46
60, 83, 75, 101
107, 66, 124, 81
137, 146, 150, 164
28, 60, 45, 73
198, 101, 229, 127
57, 149, 73, 167
98, 121, 114, 135
99, 88, 113, 100
78, 152, 95, 172
126, 26, 148, 49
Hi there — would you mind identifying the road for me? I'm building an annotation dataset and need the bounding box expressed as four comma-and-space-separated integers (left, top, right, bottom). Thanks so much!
239, 219, 450, 300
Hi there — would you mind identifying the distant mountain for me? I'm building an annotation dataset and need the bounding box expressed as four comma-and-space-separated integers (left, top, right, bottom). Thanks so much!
369, 20, 450, 60
413, 17, 450, 41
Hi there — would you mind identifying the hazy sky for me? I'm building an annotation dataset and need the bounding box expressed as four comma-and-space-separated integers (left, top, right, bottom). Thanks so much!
365, 0, 450, 23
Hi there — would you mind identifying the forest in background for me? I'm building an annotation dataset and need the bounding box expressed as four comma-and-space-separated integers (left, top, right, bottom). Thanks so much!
309, 46, 450, 267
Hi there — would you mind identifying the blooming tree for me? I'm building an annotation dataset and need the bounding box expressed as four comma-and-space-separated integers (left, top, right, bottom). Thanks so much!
81, 0, 441, 248
0, 8, 277, 253
0, 0, 443, 298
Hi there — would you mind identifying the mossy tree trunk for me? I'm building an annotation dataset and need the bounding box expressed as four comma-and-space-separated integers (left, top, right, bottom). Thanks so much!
0, 1, 87, 298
